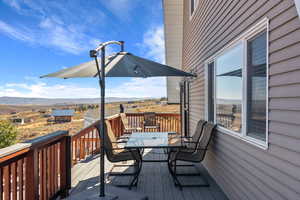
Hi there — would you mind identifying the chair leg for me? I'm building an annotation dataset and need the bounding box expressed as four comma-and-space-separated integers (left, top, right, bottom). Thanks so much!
129, 161, 142, 190
111, 160, 142, 188
108, 163, 138, 177
167, 160, 182, 190
170, 161, 210, 188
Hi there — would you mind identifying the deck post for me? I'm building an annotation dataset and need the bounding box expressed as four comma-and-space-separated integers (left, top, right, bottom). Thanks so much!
25, 149, 39, 200
60, 134, 72, 198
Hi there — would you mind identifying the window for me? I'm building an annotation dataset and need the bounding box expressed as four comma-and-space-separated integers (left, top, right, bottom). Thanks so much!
246, 32, 267, 141
205, 19, 268, 148
207, 62, 215, 122
190, 0, 198, 17
216, 43, 243, 133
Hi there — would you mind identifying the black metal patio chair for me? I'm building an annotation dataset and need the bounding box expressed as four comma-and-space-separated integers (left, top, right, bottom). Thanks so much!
120, 113, 143, 134
142, 112, 160, 131
96, 121, 143, 189
167, 122, 216, 190
167, 119, 206, 155
181, 119, 207, 151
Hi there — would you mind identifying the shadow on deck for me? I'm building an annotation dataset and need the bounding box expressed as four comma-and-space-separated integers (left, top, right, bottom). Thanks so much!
66, 149, 228, 200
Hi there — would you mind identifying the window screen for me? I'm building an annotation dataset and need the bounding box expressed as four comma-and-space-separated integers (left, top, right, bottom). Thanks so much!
191, 0, 195, 15
246, 31, 267, 141
207, 62, 214, 122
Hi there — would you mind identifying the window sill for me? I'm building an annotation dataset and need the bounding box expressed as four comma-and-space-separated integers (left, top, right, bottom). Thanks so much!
216, 126, 268, 150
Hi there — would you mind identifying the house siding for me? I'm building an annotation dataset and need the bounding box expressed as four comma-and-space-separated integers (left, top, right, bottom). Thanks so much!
182, 0, 300, 200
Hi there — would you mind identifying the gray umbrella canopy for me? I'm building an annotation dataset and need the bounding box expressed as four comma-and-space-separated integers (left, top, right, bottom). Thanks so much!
41, 52, 194, 78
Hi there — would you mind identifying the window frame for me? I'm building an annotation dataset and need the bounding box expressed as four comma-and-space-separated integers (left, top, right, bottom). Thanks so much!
189, 0, 199, 20
204, 18, 269, 149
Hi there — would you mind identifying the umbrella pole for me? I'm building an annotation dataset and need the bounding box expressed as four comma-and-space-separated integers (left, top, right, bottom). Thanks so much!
99, 46, 105, 197
91, 41, 124, 200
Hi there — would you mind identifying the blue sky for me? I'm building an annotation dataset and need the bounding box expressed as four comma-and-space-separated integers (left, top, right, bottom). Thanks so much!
0, 0, 166, 98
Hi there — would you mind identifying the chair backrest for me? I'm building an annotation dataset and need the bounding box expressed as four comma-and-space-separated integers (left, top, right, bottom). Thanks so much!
194, 122, 216, 161
191, 120, 207, 142
120, 113, 130, 129
144, 112, 157, 126
187, 120, 207, 149
95, 120, 118, 160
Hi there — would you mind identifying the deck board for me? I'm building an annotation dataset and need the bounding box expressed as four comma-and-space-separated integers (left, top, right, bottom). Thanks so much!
66, 149, 228, 200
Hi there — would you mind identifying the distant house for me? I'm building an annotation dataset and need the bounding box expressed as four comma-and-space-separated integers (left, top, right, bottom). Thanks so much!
52, 109, 74, 123
10, 117, 33, 125
38, 110, 47, 114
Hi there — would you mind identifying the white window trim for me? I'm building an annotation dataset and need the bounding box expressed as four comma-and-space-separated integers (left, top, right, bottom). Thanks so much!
204, 18, 269, 150
189, 0, 199, 20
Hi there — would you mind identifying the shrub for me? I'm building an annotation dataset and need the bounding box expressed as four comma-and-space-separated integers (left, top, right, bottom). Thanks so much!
0, 120, 17, 148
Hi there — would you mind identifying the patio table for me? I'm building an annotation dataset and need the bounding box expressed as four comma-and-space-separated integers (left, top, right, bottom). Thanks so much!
125, 132, 185, 162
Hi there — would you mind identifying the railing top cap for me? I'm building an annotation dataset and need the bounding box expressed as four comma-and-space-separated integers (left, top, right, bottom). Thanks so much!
25, 130, 68, 145
0, 130, 68, 159
0, 143, 31, 159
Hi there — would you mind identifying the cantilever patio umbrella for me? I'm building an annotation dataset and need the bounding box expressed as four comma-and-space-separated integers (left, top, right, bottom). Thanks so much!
41, 41, 195, 199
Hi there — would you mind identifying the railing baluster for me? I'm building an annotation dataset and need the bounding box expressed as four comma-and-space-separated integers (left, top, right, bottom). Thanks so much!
3, 165, 9, 200
18, 159, 23, 200
46, 147, 50, 199
0, 167, 2, 200
54, 144, 58, 193
11, 162, 17, 200
41, 150, 46, 200
60, 136, 71, 198
25, 150, 38, 200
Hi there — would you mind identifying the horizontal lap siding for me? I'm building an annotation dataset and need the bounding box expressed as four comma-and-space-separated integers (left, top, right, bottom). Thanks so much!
182, 0, 300, 199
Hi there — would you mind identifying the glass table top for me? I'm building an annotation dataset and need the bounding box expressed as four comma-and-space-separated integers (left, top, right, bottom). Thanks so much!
125, 132, 184, 149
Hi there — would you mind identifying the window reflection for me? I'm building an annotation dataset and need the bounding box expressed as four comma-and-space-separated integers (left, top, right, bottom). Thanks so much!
216, 43, 243, 133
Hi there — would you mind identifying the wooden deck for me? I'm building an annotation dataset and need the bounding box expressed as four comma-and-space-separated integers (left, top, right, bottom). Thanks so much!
66, 149, 228, 200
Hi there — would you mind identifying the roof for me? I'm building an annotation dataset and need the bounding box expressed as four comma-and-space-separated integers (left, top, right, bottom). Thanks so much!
52, 109, 74, 117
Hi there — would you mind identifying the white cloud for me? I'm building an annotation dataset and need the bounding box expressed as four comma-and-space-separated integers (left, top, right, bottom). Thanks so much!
0, 81, 99, 98
2, 0, 21, 10
1, 1, 106, 55
0, 78, 166, 98
142, 25, 165, 63
102, 0, 138, 21
0, 18, 100, 55
38, 17, 99, 54
0, 21, 34, 42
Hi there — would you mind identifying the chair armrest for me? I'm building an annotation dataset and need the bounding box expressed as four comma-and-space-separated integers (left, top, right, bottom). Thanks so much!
118, 136, 129, 139
169, 136, 192, 139
194, 147, 208, 151
111, 147, 126, 150
111, 141, 127, 144
183, 141, 198, 144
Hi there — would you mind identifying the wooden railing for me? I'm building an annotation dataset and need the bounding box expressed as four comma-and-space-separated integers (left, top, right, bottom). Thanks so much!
70, 112, 181, 164
71, 121, 100, 166
0, 131, 71, 200
0, 112, 180, 199
117, 112, 181, 134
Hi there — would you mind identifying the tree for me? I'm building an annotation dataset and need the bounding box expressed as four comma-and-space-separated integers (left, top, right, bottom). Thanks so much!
0, 120, 17, 148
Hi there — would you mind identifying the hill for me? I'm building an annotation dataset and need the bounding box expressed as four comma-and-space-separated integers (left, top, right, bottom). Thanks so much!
0, 96, 149, 105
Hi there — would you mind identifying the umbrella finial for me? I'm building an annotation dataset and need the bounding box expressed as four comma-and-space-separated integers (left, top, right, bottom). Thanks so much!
90, 50, 98, 58
119, 41, 125, 52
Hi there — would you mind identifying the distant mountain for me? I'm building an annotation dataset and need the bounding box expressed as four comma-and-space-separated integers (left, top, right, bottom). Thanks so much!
0, 96, 149, 105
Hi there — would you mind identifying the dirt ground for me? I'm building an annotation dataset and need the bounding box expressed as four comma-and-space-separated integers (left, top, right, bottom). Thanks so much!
0, 100, 179, 142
